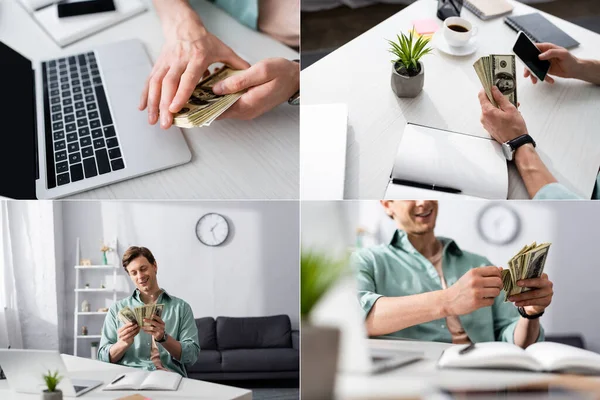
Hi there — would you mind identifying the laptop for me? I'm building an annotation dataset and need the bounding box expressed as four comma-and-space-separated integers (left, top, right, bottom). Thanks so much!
310, 276, 423, 374
0, 349, 102, 397
1, 39, 192, 199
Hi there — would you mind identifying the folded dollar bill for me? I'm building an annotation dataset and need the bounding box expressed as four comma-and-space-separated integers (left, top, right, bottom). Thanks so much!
118, 304, 164, 325
474, 54, 517, 108
502, 242, 551, 302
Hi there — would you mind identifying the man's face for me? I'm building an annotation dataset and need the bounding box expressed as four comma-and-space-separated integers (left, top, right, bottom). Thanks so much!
125, 256, 158, 293
382, 200, 439, 235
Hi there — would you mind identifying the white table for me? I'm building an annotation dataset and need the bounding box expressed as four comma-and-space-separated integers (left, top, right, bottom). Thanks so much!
0, 354, 252, 399
301, 0, 600, 199
335, 339, 600, 399
0, 0, 299, 199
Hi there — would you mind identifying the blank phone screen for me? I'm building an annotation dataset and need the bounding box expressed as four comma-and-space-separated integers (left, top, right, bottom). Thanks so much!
513, 33, 551, 81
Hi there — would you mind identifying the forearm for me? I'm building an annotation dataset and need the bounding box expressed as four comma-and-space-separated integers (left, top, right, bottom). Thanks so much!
365, 290, 448, 337
152, 0, 206, 38
513, 317, 540, 348
160, 335, 182, 361
514, 144, 558, 198
576, 59, 600, 85
108, 341, 129, 363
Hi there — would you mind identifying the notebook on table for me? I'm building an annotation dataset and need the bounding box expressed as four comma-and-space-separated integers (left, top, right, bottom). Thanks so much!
505, 13, 580, 49
384, 123, 508, 199
464, 0, 513, 20
438, 341, 600, 375
103, 370, 182, 391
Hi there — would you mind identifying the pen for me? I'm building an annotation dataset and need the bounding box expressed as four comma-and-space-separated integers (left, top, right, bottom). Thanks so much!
459, 343, 476, 355
392, 178, 462, 194
110, 374, 125, 385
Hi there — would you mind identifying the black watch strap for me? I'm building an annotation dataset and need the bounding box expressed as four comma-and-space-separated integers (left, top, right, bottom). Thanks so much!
507, 134, 536, 151
157, 332, 168, 343
518, 306, 544, 320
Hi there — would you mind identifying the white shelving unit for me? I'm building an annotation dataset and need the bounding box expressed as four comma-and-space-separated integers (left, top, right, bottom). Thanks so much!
73, 237, 118, 357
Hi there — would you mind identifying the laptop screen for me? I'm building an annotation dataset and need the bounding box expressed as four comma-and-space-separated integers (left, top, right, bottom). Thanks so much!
0, 41, 38, 199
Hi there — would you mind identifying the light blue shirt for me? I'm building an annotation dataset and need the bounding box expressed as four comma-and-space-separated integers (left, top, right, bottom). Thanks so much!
533, 171, 600, 200
209, 0, 259, 30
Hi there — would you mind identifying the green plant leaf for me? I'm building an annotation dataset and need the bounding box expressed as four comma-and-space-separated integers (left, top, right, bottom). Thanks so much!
301, 249, 349, 318
387, 28, 432, 71
43, 370, 63, 392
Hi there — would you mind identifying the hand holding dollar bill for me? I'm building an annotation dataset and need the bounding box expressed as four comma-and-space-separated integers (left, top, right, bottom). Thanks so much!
502, 242, 551, 302
118, 304, 164, 326
474, 55, 518, 108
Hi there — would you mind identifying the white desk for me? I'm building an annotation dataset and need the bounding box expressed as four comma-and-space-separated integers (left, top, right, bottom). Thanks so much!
0, 354, 252, 399
335, 339, 600, 399
0, 0, 299, 199
301, 0, 600, 199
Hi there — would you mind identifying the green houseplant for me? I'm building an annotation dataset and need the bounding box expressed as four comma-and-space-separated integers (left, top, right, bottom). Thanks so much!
301, 249, 348, 400
387, 30, 433, 98
42, 370, 63, 400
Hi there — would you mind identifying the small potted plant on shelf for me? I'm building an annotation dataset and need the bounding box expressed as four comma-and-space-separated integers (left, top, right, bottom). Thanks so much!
301, 249, 347, 400
42, 370, 63, 400
387, 29, 433, 98
100, 242, 113, 265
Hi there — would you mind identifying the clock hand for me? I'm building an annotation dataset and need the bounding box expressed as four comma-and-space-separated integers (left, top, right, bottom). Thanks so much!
212, 231, 217, 241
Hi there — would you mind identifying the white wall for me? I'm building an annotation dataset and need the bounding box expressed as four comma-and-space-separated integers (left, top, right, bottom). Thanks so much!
60, 201, 299, 356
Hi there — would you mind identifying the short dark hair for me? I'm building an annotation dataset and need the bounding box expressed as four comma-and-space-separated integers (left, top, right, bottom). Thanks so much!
122, 246, 156, 271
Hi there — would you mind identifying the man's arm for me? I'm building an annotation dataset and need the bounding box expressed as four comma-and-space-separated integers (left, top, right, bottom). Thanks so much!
98, 306, 139, 363
169, 303, 200, 364
513, 144, 558, 198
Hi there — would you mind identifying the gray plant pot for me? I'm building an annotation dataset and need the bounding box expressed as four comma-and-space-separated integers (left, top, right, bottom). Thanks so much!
42, 390, 63, 400
301, 324, 340, 400
391, 61, 425, 98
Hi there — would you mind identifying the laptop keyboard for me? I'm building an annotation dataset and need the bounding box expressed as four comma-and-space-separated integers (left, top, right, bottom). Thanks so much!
73, 385, 86, 393
42, 52, 125, 189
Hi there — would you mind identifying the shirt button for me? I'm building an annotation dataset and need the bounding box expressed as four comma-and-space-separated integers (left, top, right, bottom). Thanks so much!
441, 324, 446, 328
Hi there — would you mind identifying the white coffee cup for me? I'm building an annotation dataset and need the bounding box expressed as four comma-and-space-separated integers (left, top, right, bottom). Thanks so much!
443, 17, 478, 47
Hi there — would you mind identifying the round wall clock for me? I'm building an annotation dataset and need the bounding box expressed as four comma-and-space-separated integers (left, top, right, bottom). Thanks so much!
477, 204, 521, 245
196, 213, 230, 246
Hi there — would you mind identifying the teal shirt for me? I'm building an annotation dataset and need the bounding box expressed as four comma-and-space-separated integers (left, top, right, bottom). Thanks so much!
208, 0, 259, 30
352, 230, 544, 344
98, 289, 200, 377
533, 173, 600, 200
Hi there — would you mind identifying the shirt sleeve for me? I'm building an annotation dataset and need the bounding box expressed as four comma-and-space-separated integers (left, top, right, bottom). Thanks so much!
172, 302, 200, 365
533, 183, 583, 200
351, 250, 383, 319
98, 304, 119, 363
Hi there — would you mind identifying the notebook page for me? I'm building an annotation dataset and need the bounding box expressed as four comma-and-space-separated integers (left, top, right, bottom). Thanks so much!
438, 342, 540, 371
527, 342, 600, 374
105, 371, 147, 390
390, 124, 508, 199
141, 370, 182, 391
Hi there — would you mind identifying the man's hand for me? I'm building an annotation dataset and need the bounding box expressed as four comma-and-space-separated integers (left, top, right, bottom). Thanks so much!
142, 315, 166, 341
508, 273, 554, 315
478, 86, 529, 144
211, 58, 300, 121
117, 322, 140, 347
444, 266, 503, 316
524, 43, 581, 84
139, 10, 249, 129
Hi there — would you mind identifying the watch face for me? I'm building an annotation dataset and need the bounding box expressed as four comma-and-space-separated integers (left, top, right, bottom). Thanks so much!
196, 213, 229, 246
502, 142, 513, 161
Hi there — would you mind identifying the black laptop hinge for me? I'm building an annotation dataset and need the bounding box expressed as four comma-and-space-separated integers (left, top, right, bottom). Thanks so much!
32, 68, 39, 181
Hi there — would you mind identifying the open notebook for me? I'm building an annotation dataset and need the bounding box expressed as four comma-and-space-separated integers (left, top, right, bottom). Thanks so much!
103, 370, 182, 391
384, 124, 508, 199
438, 342, 600, 375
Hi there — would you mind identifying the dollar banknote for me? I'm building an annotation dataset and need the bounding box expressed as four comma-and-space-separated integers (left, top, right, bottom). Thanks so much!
474, 54, 518, 108
117, 304, 164, 325
118, 306, 137, 325
502, 242, 551, 301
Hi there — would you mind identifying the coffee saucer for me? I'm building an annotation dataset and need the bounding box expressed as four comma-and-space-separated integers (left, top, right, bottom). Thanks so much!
432, 30, 477, 56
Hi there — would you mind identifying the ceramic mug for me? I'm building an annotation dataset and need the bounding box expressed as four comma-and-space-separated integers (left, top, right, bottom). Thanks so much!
443, 17, 478, 47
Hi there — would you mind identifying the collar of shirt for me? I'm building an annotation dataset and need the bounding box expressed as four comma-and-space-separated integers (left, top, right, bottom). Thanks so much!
131, 288, 172, 304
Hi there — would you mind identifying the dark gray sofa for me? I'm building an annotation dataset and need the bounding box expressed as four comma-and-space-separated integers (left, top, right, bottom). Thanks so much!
186, 315, 299, 381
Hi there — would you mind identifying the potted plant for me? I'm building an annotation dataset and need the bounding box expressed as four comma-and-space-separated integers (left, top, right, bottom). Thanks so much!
301, 249, 348, 400
42, 370, 63, 400
387, 29, 433, 98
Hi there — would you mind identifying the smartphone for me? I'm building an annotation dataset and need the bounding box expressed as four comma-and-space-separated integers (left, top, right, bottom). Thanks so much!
57, 0, 116, 18
513, 31, 551, 81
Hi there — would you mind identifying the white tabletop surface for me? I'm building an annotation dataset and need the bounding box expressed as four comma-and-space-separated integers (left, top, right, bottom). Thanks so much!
0, 354, 252, 399
301, 0, 600, 199
0, 0, 299, 199
335, 338, 600, 399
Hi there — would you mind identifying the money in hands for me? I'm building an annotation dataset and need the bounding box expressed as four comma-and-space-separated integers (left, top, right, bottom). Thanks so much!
118, 304, 164, 326
501, 242, 551, 302
473, 54, 518, 108
172, 67, 246, 128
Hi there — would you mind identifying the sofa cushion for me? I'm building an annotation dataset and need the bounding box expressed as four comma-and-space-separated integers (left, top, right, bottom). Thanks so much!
216, 315, 291, 350
187, 350, 221, 373
196, 317, 217, 350
221, 349, 299, 372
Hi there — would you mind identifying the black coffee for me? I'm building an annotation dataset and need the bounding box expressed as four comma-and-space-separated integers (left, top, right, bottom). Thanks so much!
448, 24, 469, 33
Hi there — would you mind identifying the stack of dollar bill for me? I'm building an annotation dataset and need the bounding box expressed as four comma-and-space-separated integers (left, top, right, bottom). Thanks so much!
173, 67, 245, 128
502, 242, 551, 302
473, 54, 517, 108
118, 304, 164, 326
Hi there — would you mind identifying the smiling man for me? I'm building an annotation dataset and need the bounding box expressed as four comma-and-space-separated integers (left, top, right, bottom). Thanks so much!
98, 246, 199, 376
352, 201, 554, 348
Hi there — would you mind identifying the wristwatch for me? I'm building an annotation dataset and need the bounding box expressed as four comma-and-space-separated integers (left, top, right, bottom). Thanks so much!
288, 59, 300, 106
517, 306, 544, 320
502, 134, 536, 161
157, 332, 168, 343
